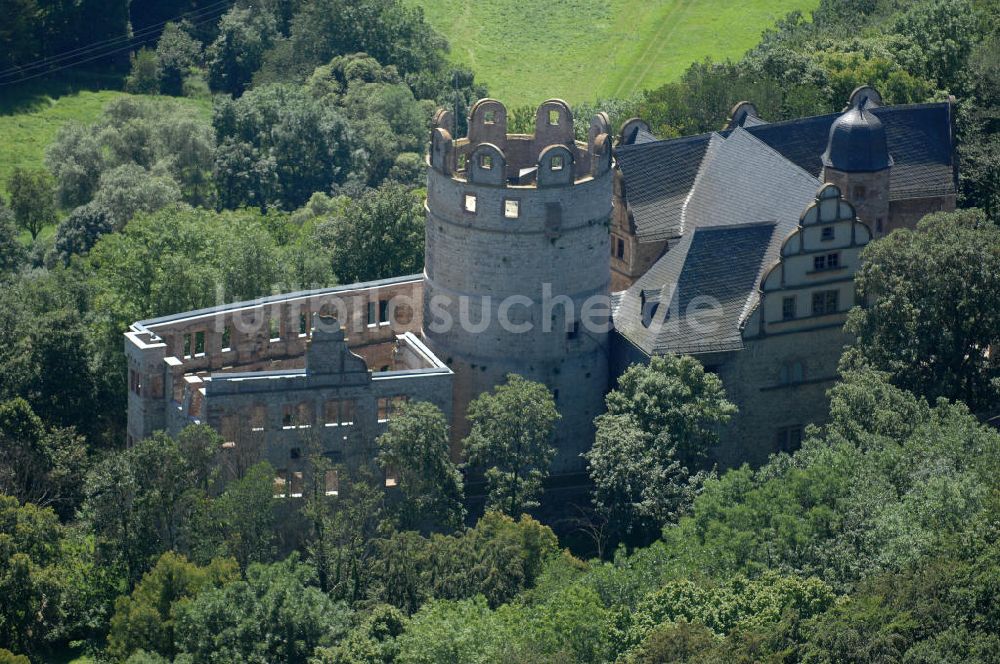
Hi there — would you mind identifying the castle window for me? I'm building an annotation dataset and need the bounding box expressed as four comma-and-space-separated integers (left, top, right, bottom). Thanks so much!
183, 334, 192, 359
194, 331, 205, 356
548, 109, 560, 125
377, 397, 390, 423
385, 465, 399, 488
250, 404, 266, 432
289, 471, 304, 498
221, 326, 232, 352
550, 155, 564, 171
853, 185, 866, 201
616, 237, 626, 260
484, 109, 496, 124
480, 154, 493, 170
274, 469, 288, 498
325, 469, 339, 496
464, 193, 477, 213
457, 153, 467, 170
782, 296, 796, 321
299, 312, 310, 337
813, 252, 840, 271
812, 290, 839, 316
290, 447, 301, 460
775, 425, 803, 453
504, 199, 520, 219
324, 399, 356, 427
269, 316, 280, 342
779, 361, 805, 385
821, 227, 834, 241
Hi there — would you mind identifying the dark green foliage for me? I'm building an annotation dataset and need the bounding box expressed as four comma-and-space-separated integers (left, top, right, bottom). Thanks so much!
313, 182, 425, 283
172, 556, 351, 664
6, 167, 55, 240
53, 202, 113, 264
107, 552, 238, 661
155, 22, 203, 97
0, 205, 26, 275
0, 398, 87, 520
207, 7, 278, 96
845, 209, 1000, 414
213, 84, 352, 210
464, 375, 560, 516
377, 401, 466, 532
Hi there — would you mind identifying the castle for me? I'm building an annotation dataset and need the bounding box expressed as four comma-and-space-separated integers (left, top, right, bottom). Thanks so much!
125, 87, 957, 490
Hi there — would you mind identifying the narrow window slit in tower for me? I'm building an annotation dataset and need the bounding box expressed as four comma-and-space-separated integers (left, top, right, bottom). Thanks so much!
464, 194, 477, 213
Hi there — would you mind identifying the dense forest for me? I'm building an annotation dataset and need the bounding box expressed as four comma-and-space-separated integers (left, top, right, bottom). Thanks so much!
0, 0, 999, 662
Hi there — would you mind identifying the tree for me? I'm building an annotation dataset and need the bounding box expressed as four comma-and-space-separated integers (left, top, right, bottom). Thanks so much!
315, 183, 425, 284
211, 461, 277, 569
845, 209, 1000, 414
124, 48, 161, 94
207, 7, 277, 95
107, 552, 238, 661
6, 168, 55, 240
212, 84, 353, 210
91, 164, 182, 230
0, 205, 26, 275
0, 398, 87, 520
173, 556, 351, 664
586, 413, 704, 544
45, 122, 104, 208
464, 374, 560, 516
0, 496, 65, 656
52, 202, 113, 264
377, 401, 465, 532
604, 354, 737, 469
155, 22, 202, 96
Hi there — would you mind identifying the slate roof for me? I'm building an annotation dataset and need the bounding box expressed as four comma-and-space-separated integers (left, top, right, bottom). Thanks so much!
613, 128, 822, 356
614, 101, 956, 241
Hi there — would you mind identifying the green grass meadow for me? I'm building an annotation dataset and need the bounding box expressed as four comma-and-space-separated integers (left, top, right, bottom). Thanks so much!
412, 0, 818, 105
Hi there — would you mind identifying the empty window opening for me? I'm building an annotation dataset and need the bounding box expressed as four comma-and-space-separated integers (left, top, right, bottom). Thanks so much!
290, 471, 304, 498
480, 154, 493, 170
324, 399, 356, 427
183, 334, 192, 359
378, 397, 390, 423
274, 469, 288, 498
269, 316, 280, 341
221, 326, 232, 352
464, 193, 477, 213
782, 296, 796, 321
378, 299, 389, 326
290, 447, 301, 460
812, 290, 839, 316
548, 109, 560, 125
504, 199, 520, 218
385, 465, 399, 488
325, 469, 339, 496
194, 331, 205, 356
299, 312, 309, 337
457, 153, 468, 170
484, 110, 496, 124
251, 404, 267, 432
550, 155, 564, 171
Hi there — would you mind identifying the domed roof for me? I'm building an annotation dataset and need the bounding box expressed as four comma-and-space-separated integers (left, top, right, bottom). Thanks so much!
821, 102, 892, 172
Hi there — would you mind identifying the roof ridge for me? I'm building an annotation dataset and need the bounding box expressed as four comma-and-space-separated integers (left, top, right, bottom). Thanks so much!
679, 132, 726, 235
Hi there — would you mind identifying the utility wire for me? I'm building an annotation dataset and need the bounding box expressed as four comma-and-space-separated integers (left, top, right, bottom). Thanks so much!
0, 1, 231, 85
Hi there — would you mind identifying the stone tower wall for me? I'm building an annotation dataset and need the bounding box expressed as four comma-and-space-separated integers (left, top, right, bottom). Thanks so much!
423, 99, 613, 474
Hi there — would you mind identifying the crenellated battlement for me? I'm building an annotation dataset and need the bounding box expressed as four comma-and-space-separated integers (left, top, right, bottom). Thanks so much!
428, 98, 613, 187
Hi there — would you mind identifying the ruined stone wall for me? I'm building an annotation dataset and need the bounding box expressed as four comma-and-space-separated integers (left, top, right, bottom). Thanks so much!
126, 276, 425, 444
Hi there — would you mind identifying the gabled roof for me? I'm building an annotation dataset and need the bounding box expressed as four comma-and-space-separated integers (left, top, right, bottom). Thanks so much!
613, 129, 822, 356
614, 101, 956, 241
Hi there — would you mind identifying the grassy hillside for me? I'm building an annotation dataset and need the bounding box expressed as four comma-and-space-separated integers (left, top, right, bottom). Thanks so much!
412, 0, 819, 105
0, 89, 211, 201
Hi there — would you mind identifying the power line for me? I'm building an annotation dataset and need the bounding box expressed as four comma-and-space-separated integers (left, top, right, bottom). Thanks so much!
0, 1, 232, 84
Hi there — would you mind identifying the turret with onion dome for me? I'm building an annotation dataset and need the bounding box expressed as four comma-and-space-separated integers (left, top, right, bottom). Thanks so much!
821, 100, 893, 173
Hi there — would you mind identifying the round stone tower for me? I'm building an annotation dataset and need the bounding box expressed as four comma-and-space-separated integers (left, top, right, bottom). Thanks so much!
821, 90, 892, 237
423, 98, 613, 475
